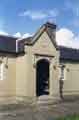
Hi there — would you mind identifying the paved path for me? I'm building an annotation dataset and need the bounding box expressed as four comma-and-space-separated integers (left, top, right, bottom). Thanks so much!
0, 98, 79, 120
0, 104, 56, 120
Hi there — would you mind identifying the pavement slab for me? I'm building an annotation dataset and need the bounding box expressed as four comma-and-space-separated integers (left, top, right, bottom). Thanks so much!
0, 100, 79, 120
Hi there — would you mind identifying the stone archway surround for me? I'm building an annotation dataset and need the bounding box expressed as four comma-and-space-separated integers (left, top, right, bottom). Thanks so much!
33, 54, 60, 103
33, 55, 53, 97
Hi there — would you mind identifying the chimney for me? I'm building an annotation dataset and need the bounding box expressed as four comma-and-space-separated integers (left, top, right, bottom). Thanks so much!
44, 22, 56, 41
43, 22, 57, 48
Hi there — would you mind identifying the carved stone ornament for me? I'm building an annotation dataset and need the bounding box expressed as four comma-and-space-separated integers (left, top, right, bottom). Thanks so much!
0, 60, 2, 64
67, 68, 69, 72
4, 64, 8, 68
33, 63, 36, 68
53, 65, 56, 70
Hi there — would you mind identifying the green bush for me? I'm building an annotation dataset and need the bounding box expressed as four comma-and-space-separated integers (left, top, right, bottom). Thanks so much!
57, 115, 79, 120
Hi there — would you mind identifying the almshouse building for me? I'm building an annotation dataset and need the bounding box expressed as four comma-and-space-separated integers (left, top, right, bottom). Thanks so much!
0, 22, 79, 104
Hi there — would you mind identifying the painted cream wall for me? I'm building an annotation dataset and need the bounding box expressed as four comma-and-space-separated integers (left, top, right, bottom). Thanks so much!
16, 54, 30, 96
16, 48, 38, 103
7, 57, 16, 96
62, 62, 79, 96
0, 55, 16, 103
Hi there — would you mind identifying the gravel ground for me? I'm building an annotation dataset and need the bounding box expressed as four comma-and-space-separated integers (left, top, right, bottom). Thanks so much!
0, 98, 79, 120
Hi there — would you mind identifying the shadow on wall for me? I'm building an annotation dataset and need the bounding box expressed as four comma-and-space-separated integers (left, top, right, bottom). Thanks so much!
59, 80, 64, 99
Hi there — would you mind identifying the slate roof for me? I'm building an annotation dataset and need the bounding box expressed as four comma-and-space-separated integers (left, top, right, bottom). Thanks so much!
0, 35, 17, 53
59, 46, 79, 61
0, 22, 79, 61
18, 38, 79, 61
0, 35, 79, 61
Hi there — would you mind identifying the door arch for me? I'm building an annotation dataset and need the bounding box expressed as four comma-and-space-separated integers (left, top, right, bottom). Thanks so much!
36, 59, 50, 96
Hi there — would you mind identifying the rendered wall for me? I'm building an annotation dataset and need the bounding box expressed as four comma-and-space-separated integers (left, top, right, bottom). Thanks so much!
62, 62, 79, 96
0, 55, 16, 103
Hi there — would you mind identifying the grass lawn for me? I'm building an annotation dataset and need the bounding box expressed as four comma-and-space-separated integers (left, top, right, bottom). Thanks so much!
57, 115, 79, 120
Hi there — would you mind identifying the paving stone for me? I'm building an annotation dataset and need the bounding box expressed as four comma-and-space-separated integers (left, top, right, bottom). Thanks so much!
0, 100, 79, 119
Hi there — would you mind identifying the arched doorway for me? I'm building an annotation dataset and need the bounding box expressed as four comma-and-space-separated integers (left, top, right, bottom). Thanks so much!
36, 59, 50, 96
